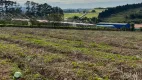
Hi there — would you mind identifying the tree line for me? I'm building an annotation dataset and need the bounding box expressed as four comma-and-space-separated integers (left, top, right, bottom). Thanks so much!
63, 9, 89, 13
0, 0, 22, 14
25, 1, 64, 21
68, 16, 98, 24
0, 0, 64, 21
127, 9, 142, 19
98, 2, 142, 19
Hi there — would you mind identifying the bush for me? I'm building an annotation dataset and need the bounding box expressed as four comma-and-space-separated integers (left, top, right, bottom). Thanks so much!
130, 23, 135, 31
140, 27, 142, 31
30, 18, 39, 26
91, 10, 96, 13
0, 24, 6, 27
11, 21, 28, 26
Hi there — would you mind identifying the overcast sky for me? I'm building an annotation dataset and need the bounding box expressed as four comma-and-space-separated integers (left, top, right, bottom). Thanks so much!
13, 0, 142, 9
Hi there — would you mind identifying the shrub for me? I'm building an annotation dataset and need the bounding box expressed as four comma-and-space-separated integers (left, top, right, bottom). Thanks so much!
130, 23, 135, 31
140, 27, 142, 31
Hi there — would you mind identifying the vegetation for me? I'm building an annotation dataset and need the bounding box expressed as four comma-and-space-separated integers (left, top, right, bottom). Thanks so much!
99, 3, 142, 18
0, 1, 142, 79
98, 3, 142, 23
64, 9, 105, 23
0, 0, 64, 21
0, 0, 19, 15
91, 10, 96, 13
0, 27, 142, 79
63, 9, 90, 13
69, 16, 98, 23
25, 1, 64, 20
130, 23, 135, 31
64, 9, 105, 19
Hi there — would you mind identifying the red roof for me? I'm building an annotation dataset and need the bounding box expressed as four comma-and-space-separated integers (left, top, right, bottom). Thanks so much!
135, 24, 142, 29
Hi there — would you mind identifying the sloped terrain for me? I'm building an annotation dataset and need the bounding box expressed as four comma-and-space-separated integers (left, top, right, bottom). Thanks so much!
101, 7, 142, 23
0, 27, 142, 80
64, 9, 105, 18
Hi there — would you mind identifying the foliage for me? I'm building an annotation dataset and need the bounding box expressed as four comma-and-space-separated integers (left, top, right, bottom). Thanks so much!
0, 0, 64, 21
98, 2, 142, 23
99, 3, 142, 18
0, 0, 22, 15
130, 23, 135, 31
25, 1, 64, 20
140, 27, 142, 31
91, 10, 96, 13
64, 9, 105, 19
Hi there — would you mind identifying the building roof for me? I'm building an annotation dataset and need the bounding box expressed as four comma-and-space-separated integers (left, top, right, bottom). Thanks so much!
12, 18, 30, 21
98, 22, 128, 25
60, 22, 95, 26
37, 20, 48, 23
135, 24, 142, 29
96, 25, 115, 27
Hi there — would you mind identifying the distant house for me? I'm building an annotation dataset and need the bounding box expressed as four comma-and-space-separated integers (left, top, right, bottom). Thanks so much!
37, 20, 48, 23
96, 25, 115, 28
97, 22, 130, 29
12, 18, 30, 22
60, 22, 95, 27
134, 24, 142, 30
12, 18, 32, 26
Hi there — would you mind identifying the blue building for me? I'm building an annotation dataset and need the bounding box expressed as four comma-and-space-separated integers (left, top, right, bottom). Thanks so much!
97, 23, 130, 29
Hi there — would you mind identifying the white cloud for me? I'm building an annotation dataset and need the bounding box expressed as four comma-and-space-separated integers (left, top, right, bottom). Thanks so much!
12, 0, 142, 8
13, 0, 130, 4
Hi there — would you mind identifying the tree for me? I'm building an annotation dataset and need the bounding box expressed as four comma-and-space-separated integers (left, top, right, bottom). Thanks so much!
36, 4, 42, 17
91, 10, 96, 13
140, 27, 142, 31
99, 2, 142, 19
24, 1, 64, 20
25, 1, 31, 16
7, 2, 22, 14
73, 16, 79, 20
14, 4, 22, 14
48, 7, 64, 21
42, 3, 52, 17
0, 0, 22, 19
35, 3, 53, 18
30, 1, 38, 16
83, 10, 86, 13
91, 17, 98, 23
130, 23, 135, 31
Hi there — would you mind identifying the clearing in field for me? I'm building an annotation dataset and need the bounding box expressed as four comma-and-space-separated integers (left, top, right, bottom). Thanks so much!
0, 27, 142, 80
64, 9, 105, 19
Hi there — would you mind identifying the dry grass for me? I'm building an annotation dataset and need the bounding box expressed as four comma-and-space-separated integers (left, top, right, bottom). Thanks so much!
0, 27, 142, 80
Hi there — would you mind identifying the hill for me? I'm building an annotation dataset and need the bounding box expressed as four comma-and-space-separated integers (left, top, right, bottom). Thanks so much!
64, 9, 105, 19
98, 3, 142, 23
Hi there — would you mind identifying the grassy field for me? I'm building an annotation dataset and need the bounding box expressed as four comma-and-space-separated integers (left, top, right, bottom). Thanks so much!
0, 27, 142, 80
64, 9, 105, 18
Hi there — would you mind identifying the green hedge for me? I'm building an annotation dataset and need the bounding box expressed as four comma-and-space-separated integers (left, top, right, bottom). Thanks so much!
0, 20, 136, 31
